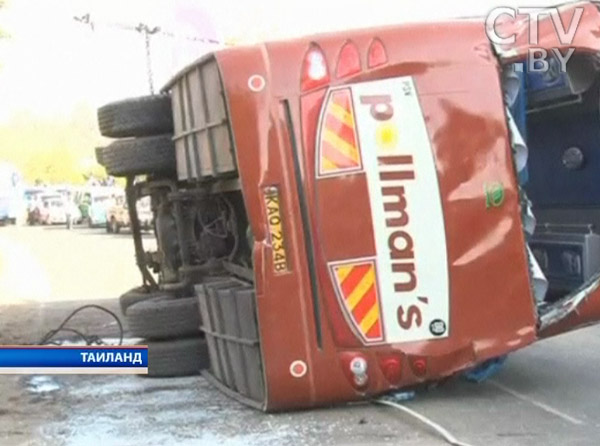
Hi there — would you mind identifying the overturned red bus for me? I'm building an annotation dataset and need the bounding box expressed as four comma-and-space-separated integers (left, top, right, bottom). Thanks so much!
96, 1, 600, 411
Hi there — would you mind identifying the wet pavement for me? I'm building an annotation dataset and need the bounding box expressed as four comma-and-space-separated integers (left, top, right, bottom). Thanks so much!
1, 227, 600, 445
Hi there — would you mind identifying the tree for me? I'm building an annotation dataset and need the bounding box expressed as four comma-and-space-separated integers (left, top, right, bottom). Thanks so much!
0, 104, 108, 185
0, 0, 9, 41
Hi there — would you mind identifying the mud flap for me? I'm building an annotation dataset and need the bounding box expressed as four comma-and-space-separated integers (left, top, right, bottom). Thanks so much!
539, 274, 600, 338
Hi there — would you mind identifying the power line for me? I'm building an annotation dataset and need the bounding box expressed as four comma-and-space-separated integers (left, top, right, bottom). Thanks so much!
73, 13, 225, 45
73, 13, 226, 95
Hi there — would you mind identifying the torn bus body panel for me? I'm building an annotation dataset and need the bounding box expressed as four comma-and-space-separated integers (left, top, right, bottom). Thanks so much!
154, 1, 600, 411
539, 276, 600, 338
494, 2, 600, 339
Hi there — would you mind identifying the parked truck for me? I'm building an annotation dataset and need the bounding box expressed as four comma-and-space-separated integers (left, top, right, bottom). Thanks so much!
106, 195, 153, 233
96, 2, 600, 411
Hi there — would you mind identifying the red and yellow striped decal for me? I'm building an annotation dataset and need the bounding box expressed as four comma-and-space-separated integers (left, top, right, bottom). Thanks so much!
331, 260, 383, 343
318, 88, 362, 177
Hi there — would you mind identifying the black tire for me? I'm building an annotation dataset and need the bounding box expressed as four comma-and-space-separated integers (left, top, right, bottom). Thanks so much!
119, 287, 166, 316
94, 146, 105, 166
98, 135, 176, 177
145, 337, 208, 378
127, 295, 200, 340
97, 95, 173, 138
106, 220, 113, 233
110, 218, 120, 234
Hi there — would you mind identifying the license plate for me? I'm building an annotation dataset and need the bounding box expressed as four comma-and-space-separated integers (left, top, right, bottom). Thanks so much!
264, 187, 289, 274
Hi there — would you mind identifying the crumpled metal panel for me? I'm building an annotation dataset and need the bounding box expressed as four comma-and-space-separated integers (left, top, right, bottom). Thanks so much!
540, 275, 600, 331
492, 1, 600, 339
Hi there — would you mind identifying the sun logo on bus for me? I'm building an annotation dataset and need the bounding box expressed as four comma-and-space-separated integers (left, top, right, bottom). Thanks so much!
376, 122, 399, 152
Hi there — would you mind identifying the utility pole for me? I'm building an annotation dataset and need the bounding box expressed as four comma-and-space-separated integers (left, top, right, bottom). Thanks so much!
74, 14, 161, 95
135, 23, 160, 94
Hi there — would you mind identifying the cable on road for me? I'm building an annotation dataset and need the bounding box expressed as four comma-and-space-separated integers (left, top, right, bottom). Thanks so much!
375, 398, 474, 446
38, 304, 124, 346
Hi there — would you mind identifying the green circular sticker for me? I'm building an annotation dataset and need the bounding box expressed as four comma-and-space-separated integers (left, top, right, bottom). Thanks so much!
485, 182, 505, 209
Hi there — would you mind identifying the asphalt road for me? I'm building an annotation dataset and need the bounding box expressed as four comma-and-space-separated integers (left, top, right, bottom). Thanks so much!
1, 226, 600, 445
0, 225, 154, 305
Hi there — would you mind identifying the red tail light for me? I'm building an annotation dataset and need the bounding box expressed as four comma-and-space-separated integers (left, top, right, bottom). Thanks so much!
368, 38, 388, 68
301, 44, 329, 91
336, 41, 361, 79
379, 356, 402, 384
409, 356, 428, 378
